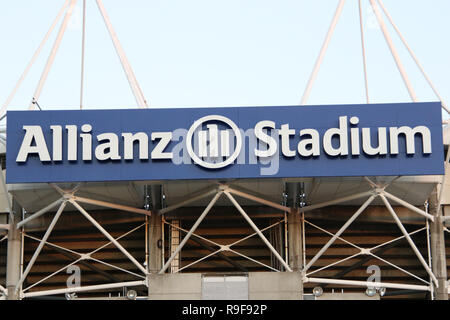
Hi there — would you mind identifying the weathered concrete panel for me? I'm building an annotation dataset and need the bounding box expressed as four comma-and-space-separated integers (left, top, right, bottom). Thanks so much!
148, 273, 202, 300
248, 272, 302, 300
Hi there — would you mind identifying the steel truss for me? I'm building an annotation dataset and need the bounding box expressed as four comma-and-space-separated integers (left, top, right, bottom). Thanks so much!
302, 177, 437, 292
3, 182, 149, 299
0, 179, 446, 297
159, 185, 292, 274
0, 172, 447, 298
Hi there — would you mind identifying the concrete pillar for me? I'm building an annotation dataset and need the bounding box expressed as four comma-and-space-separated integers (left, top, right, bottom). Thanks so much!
288, 209, 303, 271
148, 185, 163, 274
148, 213, 163, 273
286, 182, 304, 299
429, 185, 448, 300
6, 200, 22, 300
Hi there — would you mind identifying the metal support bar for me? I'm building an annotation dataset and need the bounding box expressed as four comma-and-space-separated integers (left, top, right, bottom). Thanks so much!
226, 186, 291, 213
0, 0, 70, 118
163, 218, 222, 248
368, 0, 417, 101
300, 0, 346, 104
95, 0, 148, 108
80, 0, 86, 109
376, 0, 450, 114
17, 198, 63, 229
382, 191, 434, 221
369, 227, 426, 251
187, 235, 248, 272
42, 240, 120, 284
72, 195, 151, 216
70, 200, 147, 274
49, 183, 67, 196
306, 252, 361, 277
325, 228, 425, 286
0, 285, 6, 295
304, 219, 362, 250
23, 280, 147, 298
166, 216, 282, 273
358, 0, 370, 103
176, 248, 222, 273
159, 192, 223, 274
228, 220, 283, 247
370, 252, 429, 285
303, 195, 375, 273
29, 0, 78, 109
305, 277, 430, 292
88, 256, 145, 279
300, 190, 373, 213
24, 234, 81, 257
380, 195, 438, 287
228, 248, 280, 272
224, 191, 292, 272
23, 223, 145, 292
15, 201, 67, 294
158, 188, 218, 215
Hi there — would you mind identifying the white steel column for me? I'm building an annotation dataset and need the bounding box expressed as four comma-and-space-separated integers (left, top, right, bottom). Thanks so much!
23, 280, 146, 298
29, 0, 78, 109
79, 0, 86, 109
95, 0, 148, 108
300, 0, 346, 104
305, 277, 430, 292
376, 0, 450, 114
358, 0, 370, 103
368, 0, 417, 102
0, 0, 70, 118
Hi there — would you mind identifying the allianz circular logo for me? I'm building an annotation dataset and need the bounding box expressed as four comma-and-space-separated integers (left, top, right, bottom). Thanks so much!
186, 115, 243, 169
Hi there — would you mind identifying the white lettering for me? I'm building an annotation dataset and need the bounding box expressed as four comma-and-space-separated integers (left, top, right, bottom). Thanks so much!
95, 133, 121, 161
16, 126, 51, 162
151, 132, 173, 159
254, 120, 277, 158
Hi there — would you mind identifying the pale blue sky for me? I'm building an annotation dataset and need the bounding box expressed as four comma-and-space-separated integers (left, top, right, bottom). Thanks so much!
0, 0, 449, 121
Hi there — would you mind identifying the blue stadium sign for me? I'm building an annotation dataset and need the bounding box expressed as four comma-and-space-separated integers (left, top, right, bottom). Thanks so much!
6, 102, 444, 183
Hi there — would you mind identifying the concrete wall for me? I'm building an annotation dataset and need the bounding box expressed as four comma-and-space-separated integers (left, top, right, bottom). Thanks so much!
248, 272, 302, 300
148, 272, 303, 300
148, 273, 202, 300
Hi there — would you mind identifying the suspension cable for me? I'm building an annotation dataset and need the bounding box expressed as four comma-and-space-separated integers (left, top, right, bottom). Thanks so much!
358, 0, 370, 104
80, 0, 86, 109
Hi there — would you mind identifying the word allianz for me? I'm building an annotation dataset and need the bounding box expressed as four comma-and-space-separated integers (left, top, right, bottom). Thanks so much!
16, 116, 432, 163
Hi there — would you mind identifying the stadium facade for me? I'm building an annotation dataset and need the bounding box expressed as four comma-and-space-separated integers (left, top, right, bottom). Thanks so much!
0, 0, 449, 301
